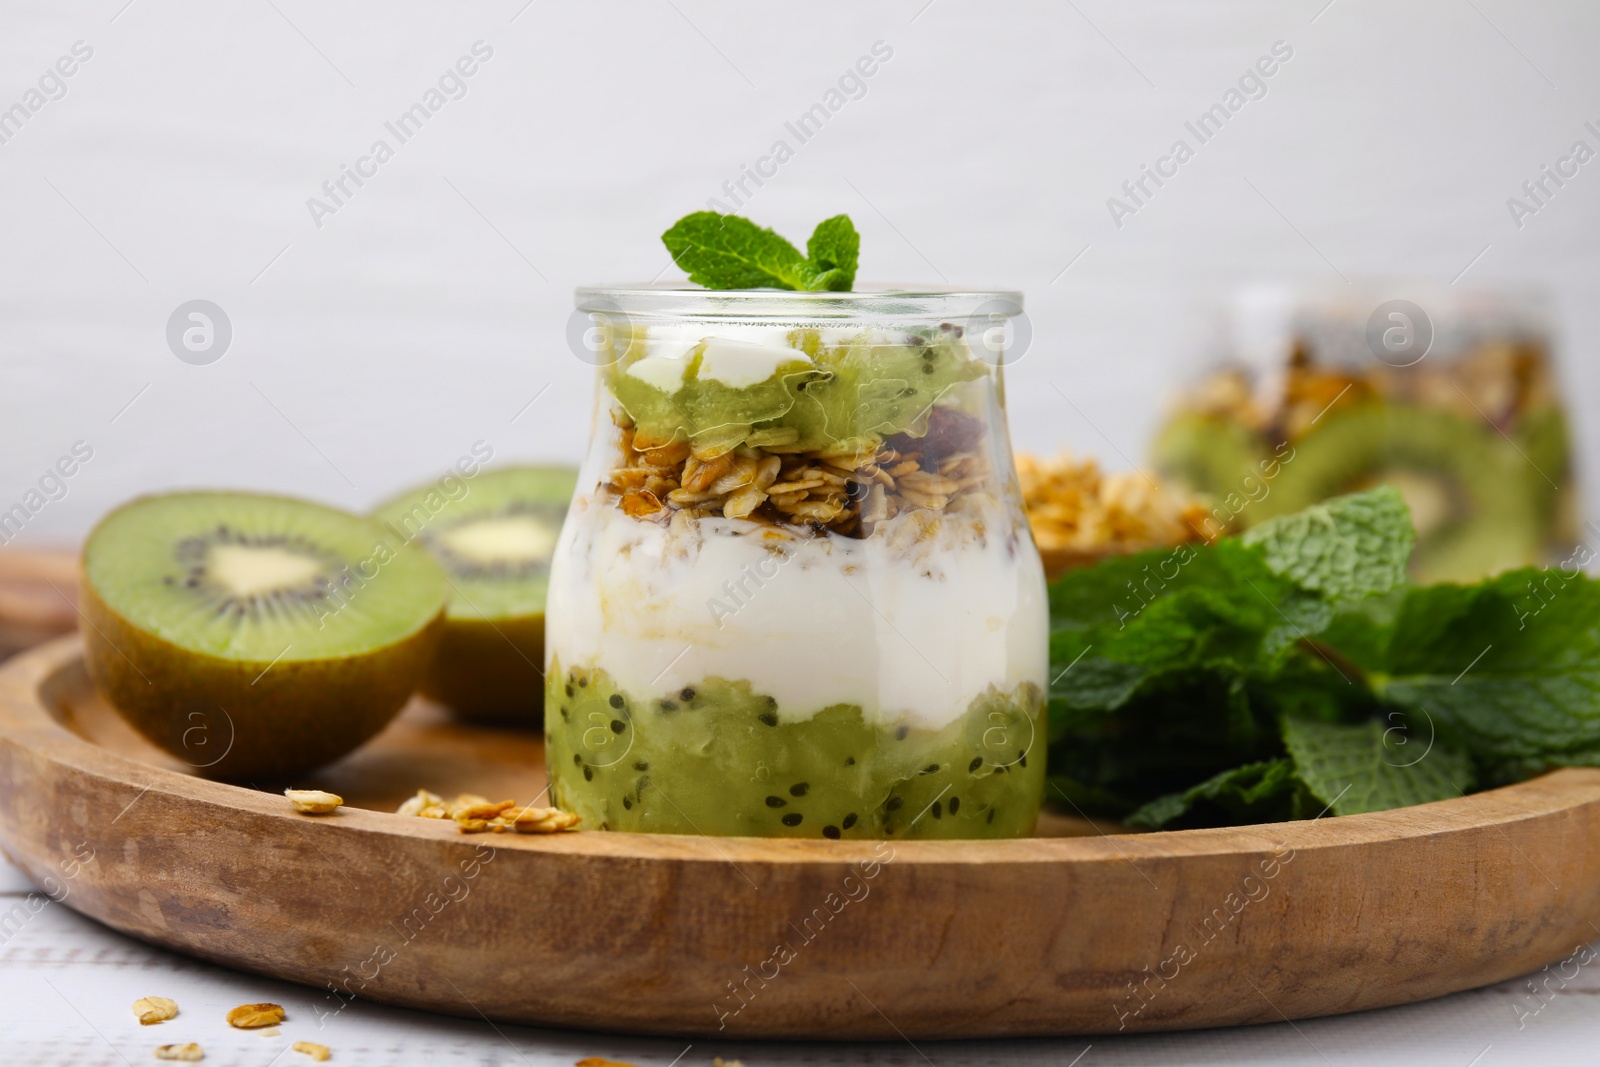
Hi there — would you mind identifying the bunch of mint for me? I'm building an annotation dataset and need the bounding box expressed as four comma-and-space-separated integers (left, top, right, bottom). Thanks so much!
662, 212, 859, 291
1046, 486, 1600, 828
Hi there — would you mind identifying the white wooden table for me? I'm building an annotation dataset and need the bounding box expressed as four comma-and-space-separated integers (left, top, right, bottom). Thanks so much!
2, 852, 1593, 1066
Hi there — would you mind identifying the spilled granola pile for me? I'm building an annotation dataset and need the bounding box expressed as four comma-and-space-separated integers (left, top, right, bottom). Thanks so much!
1016, 451, 1209, 559
397, 789, 580, 834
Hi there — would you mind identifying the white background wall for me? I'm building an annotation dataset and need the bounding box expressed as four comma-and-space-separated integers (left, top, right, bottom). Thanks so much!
1, 0, 1596, 543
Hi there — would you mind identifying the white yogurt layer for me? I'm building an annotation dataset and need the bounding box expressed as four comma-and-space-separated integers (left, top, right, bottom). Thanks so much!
545, 492, 1048, 730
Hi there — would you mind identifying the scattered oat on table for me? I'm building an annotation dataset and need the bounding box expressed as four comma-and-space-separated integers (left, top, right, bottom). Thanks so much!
292, 1040, 332, 1061
131, 995, 178, 1025
153, 1044, 203, 1061
225, 1002, 285, 1029
396, 789, 581, 834
284, 789, 343, 815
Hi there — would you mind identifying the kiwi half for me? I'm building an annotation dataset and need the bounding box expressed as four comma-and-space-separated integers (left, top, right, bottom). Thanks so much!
1258, 403, 1542, 583
81, 492, 447, 780
373, 465, 576, 723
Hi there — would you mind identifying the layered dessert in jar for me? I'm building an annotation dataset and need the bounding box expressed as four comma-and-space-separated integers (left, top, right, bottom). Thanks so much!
544, 288, 1047, 838
1152, 283, 1579, 583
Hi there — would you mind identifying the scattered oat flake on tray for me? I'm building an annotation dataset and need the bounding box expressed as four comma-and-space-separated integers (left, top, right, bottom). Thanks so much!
292, 1040, 332, 1061
225, 1002, 285, 1029
132, 995, 178, 1025
153, 1044, 203, 1061
396, 789, 580, 833
285, 789, 343, 814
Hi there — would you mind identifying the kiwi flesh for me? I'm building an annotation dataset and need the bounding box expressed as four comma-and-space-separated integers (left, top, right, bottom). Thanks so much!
373, 466, 576, 723
545, 662, 1046, 839
1150, 411, 1267, 503
80, 491, 447, 781
1259, 403, 1542, 583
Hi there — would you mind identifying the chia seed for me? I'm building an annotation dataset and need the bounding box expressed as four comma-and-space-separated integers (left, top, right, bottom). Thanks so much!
822, 825, 841, 839
583, 766, 593, 781
931, 801, 942, 819
969, 757, 983, 773
895, 725, 910, 741
609, 719, 625, 734
609, 693, 624, 710
680, 687, 696, 702
765, 796, 787, 808
842, 813, 858, 829
949, 796, 961, 814
789, 782, 809, 797
758, 712, 778, 727
781, 813, 803, 827
884, 796, 904, 813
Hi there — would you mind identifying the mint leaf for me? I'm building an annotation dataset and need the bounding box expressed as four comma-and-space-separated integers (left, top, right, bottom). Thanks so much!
1126, 759, 1307, 829
1281, 716, 1473, 815
1241, 486, 1413, 604
1048, 538, 1333, 718
1367, 569, 1600, 772
804, 214, 859, 291
1318, 587, 1407, 670
661, 211, 861, 290
1044, 528, 1350, 814
662, 212, 814, 290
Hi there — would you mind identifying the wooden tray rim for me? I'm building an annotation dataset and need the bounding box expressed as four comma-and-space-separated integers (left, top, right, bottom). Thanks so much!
6, 634, 1596, 869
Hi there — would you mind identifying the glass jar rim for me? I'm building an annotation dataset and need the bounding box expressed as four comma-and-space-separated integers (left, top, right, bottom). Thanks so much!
575, 285, 1023, 322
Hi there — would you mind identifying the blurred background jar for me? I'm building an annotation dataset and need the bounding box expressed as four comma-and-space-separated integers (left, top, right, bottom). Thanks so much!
1150, 282, 1580, 584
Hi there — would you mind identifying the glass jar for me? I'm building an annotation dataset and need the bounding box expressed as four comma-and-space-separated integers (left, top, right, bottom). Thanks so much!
1152, 281, 1579, 584
544, 287, 1047, 839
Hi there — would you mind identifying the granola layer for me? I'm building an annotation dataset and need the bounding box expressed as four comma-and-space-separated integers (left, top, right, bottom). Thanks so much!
607, 405, 998, 537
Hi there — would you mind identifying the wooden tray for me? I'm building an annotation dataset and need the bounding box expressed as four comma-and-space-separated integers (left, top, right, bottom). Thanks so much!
2, 638, 1598, 1039
0, 547, 79, 662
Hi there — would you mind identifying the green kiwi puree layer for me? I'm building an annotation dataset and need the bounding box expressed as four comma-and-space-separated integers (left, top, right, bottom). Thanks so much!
545, 661, 1045, 839
607, 327, 985, 455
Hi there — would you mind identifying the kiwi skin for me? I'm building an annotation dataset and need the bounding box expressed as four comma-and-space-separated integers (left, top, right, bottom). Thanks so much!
80, 580, 444, 782
373, 465, 576, 726
420, 614, 542, 724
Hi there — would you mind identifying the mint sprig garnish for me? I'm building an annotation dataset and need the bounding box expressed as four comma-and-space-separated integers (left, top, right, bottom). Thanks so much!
662, 212, 859, 291
1045, 485, 1600, 829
